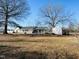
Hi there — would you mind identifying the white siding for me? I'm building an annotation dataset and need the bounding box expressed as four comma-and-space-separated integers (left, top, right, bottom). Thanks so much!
52, 26, 62, 35
25, 29, 33, 34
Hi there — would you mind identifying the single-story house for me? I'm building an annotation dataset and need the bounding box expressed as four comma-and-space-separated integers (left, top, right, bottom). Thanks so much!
0, 26, 70, 35
14, 27, 34, 34
14, 26, 67, 35
14, 27, 49, 34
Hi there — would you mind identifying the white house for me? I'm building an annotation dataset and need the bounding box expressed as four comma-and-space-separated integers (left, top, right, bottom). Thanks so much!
12, 26, 63, 35
13, 27, 49, 34
14, 27, 34, 34
0, 24, 70, 35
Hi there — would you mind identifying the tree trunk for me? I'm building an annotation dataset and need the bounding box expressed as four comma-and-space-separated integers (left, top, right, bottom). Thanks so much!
52, 27, 54, 34
3, 16, 8, 34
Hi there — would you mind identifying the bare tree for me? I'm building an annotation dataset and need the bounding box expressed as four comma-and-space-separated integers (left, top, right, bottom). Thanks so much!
0, 0, 30, 34
40, 4, 72, 33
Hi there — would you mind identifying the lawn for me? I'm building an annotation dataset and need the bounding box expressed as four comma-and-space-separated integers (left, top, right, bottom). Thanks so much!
0, 35, 79, 59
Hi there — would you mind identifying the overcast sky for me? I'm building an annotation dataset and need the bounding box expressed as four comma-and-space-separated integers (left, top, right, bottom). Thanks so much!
19, 0, 79, 26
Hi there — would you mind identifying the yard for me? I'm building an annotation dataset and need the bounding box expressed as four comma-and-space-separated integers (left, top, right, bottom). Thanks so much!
0, 35, 79, 59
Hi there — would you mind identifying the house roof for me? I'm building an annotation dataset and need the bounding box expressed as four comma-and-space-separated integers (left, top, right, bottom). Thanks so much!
35, 27, 48, 30
21, 27, 34, 29
20, 26, 48, 30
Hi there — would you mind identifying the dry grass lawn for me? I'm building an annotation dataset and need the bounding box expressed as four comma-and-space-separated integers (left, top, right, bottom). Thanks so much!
0, 35, 79, 59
